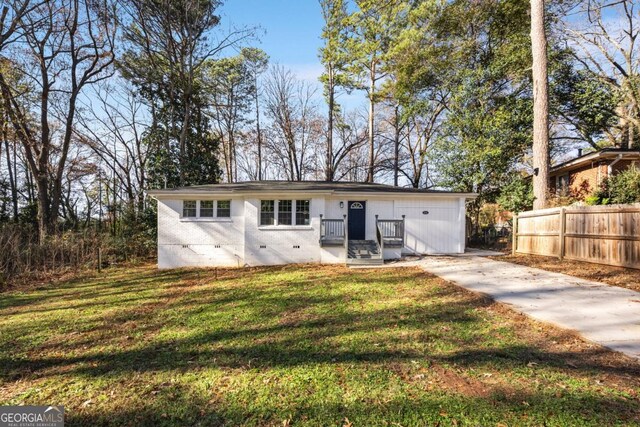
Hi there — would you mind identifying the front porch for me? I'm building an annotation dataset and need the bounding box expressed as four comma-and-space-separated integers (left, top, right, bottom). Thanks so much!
319, 214, 405, 265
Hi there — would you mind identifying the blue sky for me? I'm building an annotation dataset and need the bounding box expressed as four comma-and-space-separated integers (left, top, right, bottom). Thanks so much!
219, 0, 366, 110
219, 0, 325, 82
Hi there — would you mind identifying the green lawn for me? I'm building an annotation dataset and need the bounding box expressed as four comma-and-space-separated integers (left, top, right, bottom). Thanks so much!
1, 264, 639, 426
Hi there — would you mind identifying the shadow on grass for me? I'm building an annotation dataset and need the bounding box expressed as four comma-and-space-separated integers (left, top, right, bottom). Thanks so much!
2, 282, 639, 379
0, 268, 185, 311
2, 265, 640, 426
65, 383, 639, 427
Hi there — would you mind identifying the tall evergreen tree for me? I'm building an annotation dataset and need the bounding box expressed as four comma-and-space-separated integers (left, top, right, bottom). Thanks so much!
531, 0, 550, 209
242, 48, 269, 181
393, 0, 534, 225
119, 0, 251, 187
319, 0, 353, 181
345, 0, 406, 182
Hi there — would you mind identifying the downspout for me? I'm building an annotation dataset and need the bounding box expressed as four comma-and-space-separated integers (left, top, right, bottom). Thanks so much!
608, 154, 623, 177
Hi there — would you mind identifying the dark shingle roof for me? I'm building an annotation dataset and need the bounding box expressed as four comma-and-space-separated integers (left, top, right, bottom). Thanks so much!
148, 180, 473, 195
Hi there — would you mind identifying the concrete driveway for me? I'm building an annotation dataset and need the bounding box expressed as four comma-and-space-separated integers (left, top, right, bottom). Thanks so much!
418, 255, 640, 361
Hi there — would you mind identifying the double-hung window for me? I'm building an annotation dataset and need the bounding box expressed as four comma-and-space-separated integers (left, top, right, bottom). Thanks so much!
216, 200, 231, 218
260, 200, 275, 225
183, 200, 232, 219
278, 200, 293, 225
183, 200, 197, 217
200, 201, 214, 217
296, 200, 310, 225
260, 200, 310, 226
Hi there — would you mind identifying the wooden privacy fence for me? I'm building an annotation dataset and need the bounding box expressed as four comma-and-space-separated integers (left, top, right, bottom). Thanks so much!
513, 204, 640, 269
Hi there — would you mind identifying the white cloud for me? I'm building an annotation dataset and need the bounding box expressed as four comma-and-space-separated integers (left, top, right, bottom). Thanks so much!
284, 63, 324, 84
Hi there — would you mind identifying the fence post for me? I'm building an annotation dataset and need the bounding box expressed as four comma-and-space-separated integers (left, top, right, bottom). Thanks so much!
559, 207, 566, 260
97, 247, 102, 273
512, 214, 518, 256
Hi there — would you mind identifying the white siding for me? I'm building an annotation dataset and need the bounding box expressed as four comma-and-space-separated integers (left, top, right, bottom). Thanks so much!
366, 199, 395, 240
324, 197, 348, 220
156, 192, 469, 268
320, 246, 346, 264
395, 197, 465, 254
243, 197, 324, 266
157, 198, 245, 268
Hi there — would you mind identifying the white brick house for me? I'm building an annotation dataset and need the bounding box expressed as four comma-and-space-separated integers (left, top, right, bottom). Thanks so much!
149, 181, 476, 268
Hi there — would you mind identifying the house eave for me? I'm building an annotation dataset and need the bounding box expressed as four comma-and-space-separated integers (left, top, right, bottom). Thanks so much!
148, 189, 477, 200
550, 150, 640, 175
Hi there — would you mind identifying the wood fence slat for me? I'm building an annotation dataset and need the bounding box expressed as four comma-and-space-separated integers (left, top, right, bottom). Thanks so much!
516, 204, 640, 270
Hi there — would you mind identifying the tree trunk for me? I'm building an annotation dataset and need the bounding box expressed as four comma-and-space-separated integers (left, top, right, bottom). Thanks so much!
35, 174, 51, 241
393, 105, 400, 187
531, 0, 549, 210
2, 124, 18, 219
255, 75, 263, 181
179, 91, 192, 186
366, 61, 376, 183
326, 68, 335, 182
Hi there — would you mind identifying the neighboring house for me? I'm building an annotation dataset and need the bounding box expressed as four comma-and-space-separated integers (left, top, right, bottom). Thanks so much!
149, 181, 476, 268
549, 148, 640, 199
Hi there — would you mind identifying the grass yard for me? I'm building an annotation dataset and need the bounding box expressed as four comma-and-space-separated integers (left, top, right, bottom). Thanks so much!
1, 265, 639, 426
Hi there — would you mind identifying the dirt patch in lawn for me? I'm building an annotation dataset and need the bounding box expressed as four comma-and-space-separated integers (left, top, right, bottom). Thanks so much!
495, 253, 640, 293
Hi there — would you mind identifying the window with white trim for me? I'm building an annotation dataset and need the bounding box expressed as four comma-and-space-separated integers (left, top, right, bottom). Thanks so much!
260, 200, 275, 225
183, 200, 232, 218
296, 200, 310, 225
278, 200, 293, 225
183, 200, 197, 217
216, 200, 231, 218
200, 200, 214, 217
260, 200, 310, 226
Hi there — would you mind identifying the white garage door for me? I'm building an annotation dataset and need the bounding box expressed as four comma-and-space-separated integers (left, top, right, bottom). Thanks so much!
395, 203, 461, 254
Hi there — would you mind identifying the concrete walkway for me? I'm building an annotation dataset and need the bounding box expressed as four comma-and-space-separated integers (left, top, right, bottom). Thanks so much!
418, 256, 640, 360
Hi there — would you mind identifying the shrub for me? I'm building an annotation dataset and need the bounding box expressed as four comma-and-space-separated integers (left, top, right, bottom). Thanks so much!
497, 175, 534, 213
0, 221, 156, 288
589, 166, 640, 205
608, 165, 640, 204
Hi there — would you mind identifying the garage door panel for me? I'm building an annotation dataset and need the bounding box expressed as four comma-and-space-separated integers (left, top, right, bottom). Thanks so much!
395, 206, 459, 254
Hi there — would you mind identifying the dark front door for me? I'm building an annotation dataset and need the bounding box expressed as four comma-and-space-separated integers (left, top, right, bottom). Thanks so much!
348, 201, 366, 240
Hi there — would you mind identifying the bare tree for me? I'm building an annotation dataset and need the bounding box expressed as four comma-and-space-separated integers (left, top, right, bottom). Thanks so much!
399, 102, 446, 189
76, 81, 149, 213
567, 0, 640, 149
332, 110, 368, 181
0, 0, 116, 239
263, 66, 322, 181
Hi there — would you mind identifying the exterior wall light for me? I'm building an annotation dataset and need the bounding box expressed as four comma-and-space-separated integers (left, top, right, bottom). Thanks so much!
340, 201, 344, 209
